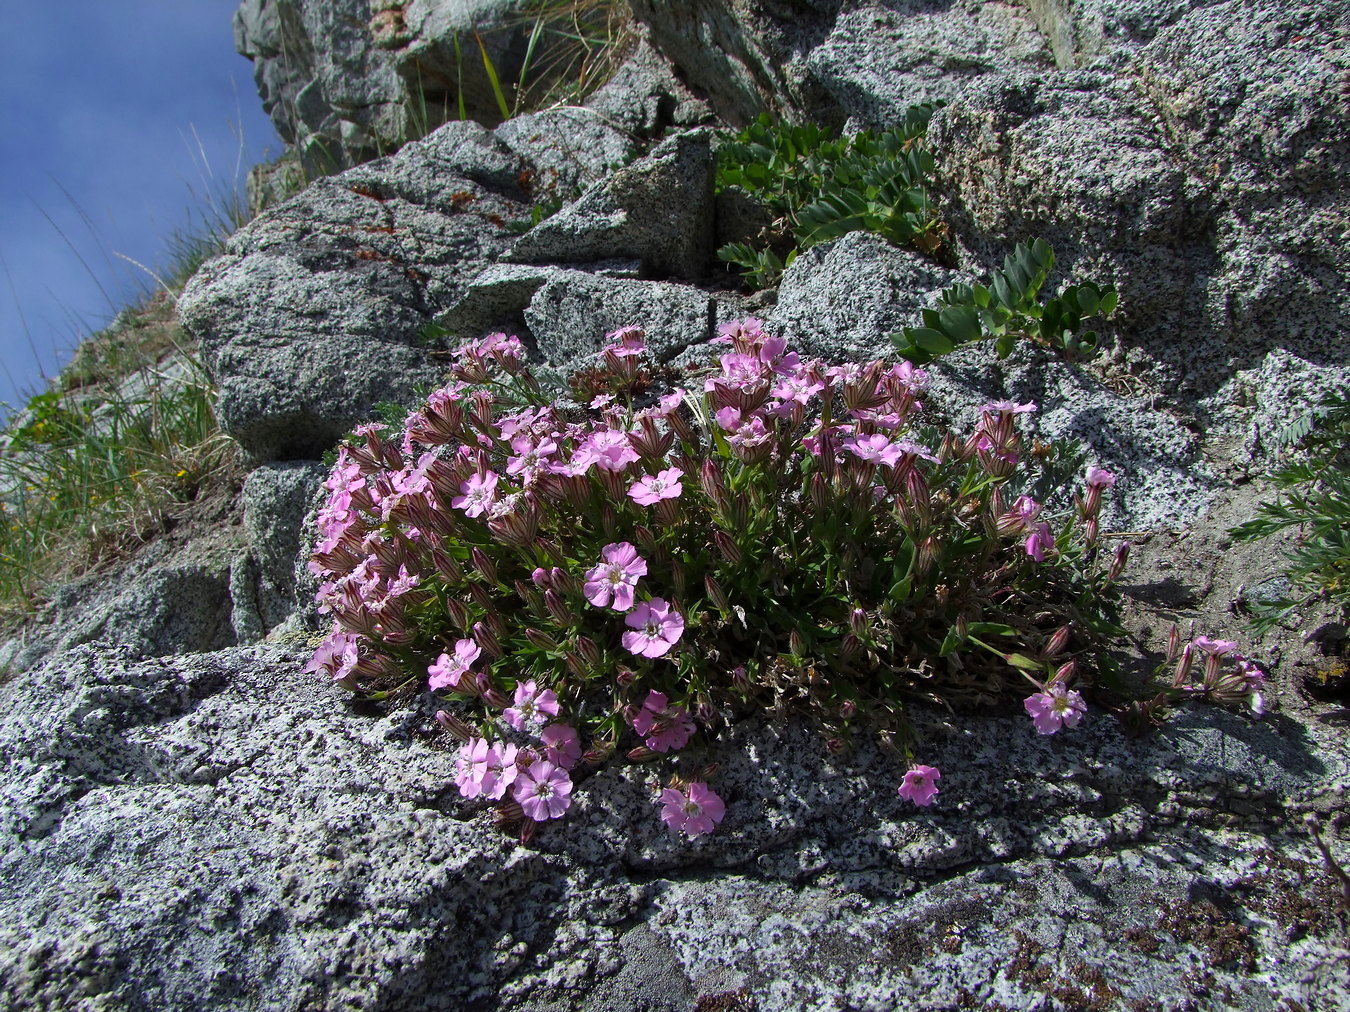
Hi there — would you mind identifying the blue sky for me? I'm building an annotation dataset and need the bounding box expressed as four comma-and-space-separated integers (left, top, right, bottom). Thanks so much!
0, 1, 280, 420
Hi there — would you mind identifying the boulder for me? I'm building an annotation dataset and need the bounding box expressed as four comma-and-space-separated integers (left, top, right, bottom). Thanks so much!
505, 129, 717, 281
0, 618, 1344, 1009
233, 0, 545, 172
806, 0, 1055, 127
178, 120, 532, 463
768, 231, 966, 363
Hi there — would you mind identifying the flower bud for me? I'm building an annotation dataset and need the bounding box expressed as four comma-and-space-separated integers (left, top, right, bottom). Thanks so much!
544, 589, 572, 627
1166, 624, 1182, 664
810, 471, 830, 513
626, 746, 659, 762
1053, 659, 1077, 685
713, 530, 742, 565
473, 619, 502, 658
633, 524, 659, 556
839, 699, 857, 720
1045, 625, 1072, 658
916, 536, 939, 577
524, 627, 558, 651
575, 635, 602, 669
789, 629, 807, 658
434, 709, 474, 742
432, 548, 465, 584
446, 598, 472, 632
1172, 643, 1195, 687
705, 574, 730, 613
850, 608, 868, 638
731, 665, 750, 692
671, 559, 688, 599
493, 800, 524, 827
1108, 541, 1130, 581
481, 686, 510, 709
471, 546, 498, 585
519, 819, 537, 846
564, 653, 588, 680
616, 667, 636, 687
667, 408, 696, 445
583, 740, 616, 766
826, 737, 848, 754
696, 699, 718, 724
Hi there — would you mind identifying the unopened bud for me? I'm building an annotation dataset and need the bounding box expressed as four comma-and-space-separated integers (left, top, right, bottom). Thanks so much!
633, 524, 658, 555
826, 737, 848, 754
696, 699, 718, 724
1108, 541, 1130, 581
1045, 625, 1072, 657
705, 574, 730, 613
668, 407, 696, 444
1053, 659, 1077, 685
544, 589, 572, 627
433, 548, 464, 584
524, 627, 558, 651
850, 607, 868, 638
446, 598, 472, 632
839, 699, 857, 719
626, 746, 659, 762
575, 635, 602, 669
434, 709, 473, 742
1166, 624, 1182, 664
955, 614, 969, 643
713, 529, 742, 565
583, 740, 616, 766
840, 633, 863, 660
616, 667, 636, 687
789, 629, 807, 658
472, 547, 499, 585
468, 582, 494, 613
564, 653, 587, 680
493, 800, 524, 827
731, 665, 750, 692
671, 559, 688, 599
473, 619, 502, 658
519, 818, 538, 845
1173, 643, 1195, 687
482, 686, 510, 709
810, 471, 830, 513
1084, 517, 1100, 544
916, 536, 939, 577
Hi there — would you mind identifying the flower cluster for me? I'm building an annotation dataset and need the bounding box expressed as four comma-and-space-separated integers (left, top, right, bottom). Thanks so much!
307, 319, 1155, 837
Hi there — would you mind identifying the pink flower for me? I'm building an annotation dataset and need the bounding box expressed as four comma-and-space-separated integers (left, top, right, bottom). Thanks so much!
304, 630, 361, 683
1192, 635, 1236, 657
1023, 685, 1088, 734
630, 690, 696, 752
898, 765, 941, 806
1085, 466, 1117, 489
451, 471, 498, 518
659, 782, 726, 837
980, 400, 1037, 415
513, 760, 573, 821
480, 743, 519, 800
584, 542, 648, 612
506, 436, 557, 479
622, 598, 685, 659
842, 433, 904, 467
504, 679, 560, 730
584, 429, 640, 472
1024, 522, 1055, 562
541, 723, 582, 770
628, 467, 684, 506
428, 638, 482, 691
454, 738, 493, 799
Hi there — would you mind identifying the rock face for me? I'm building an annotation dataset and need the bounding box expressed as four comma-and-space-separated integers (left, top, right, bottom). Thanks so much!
5, 0, 1350, 1009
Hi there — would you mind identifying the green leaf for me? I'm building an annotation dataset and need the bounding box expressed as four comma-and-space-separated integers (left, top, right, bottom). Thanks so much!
908, 327, 956, 355
937, 305, 983, 344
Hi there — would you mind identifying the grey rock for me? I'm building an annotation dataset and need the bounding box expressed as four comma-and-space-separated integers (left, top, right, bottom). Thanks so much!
178, 120, 532, 462
436, 262, 559, 340
628, 0, 844, 126
924, 341, 1213, 531
0, 641, 1343, 1010
495, 107, 638, 199
807, 0, 1055, 128
524, 270, 746, 366
768, 231, 966, 363
506, 129, 717, 280
583, 32, 713, 137
240, 462, 329, 635
233, 0, 544, 172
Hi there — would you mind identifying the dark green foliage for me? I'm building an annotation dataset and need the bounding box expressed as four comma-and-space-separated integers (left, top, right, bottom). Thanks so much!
714, 107, 942, 289
1230, 389, 1350, 632
891, 240, 1117, 364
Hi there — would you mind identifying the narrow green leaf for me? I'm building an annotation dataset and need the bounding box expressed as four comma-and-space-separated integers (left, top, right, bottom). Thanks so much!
476, 33, 512, 121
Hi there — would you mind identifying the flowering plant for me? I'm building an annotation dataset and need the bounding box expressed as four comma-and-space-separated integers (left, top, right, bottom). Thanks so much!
306, 319, 1136, 840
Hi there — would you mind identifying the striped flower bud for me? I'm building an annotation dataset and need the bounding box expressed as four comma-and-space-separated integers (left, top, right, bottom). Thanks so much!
434, 709, 474, 742
471, 546, 498, 585
524, 627, 558, 651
